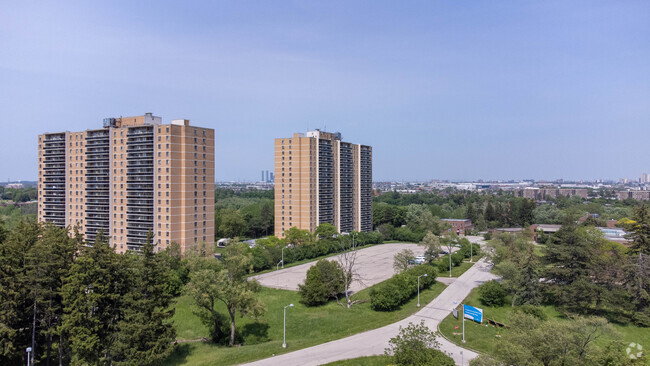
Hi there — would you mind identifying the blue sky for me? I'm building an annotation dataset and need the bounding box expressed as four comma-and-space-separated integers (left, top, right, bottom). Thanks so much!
1, 1, 649, 182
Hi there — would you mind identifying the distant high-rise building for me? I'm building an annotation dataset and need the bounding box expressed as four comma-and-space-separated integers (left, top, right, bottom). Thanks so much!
274, 129, 372, 238
38, 113, 215, 254
270, 172, 274, 182
640, 173, 649, 183
261, 170, 265, 182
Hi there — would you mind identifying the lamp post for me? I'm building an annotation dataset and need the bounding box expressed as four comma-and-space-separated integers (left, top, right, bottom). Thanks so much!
277, 260, 283, 287
26, 347, 32, 366
282, 304, 294, 348
470, 240, 473, 263
449, 247, 452, 278
351, 232, 358, 250
417, 274, 428, 307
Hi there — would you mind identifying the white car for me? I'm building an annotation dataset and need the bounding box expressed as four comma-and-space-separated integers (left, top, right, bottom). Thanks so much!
413, 255, 426, 265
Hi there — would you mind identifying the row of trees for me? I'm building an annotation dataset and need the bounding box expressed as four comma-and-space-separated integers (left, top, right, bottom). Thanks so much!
0, 221, 179, 365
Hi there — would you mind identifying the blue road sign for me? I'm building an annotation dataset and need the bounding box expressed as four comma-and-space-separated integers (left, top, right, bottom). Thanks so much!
463, 304, 483, 323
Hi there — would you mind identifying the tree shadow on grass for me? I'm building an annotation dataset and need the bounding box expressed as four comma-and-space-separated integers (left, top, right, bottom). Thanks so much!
164, 343, 191, 364
240, 322, 270, 345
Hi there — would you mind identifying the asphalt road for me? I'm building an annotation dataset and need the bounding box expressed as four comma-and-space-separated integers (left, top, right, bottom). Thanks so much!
251, 243, 426, 293
242, 238, 495, 366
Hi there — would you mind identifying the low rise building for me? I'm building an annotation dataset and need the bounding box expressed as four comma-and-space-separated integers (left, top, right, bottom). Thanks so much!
441, 219, 473, 235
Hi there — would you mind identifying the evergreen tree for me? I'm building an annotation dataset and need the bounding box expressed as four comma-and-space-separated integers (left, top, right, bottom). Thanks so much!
485, 202, 496, 223
112, 233, 176, 364
0, 219, 40, 365
543, 225, 598, 311
25, 224, 76, 365
61, 231, 128, 364
466, 203, 477, 224
624, 204, 650, 256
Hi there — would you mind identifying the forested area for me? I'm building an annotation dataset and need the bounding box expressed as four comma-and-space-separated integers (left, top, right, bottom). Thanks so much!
214, 188, 274, 239
373, 190, 638, 242
464, 205, 650, 365
0, 186, 37, 203
0, 223, 181, 365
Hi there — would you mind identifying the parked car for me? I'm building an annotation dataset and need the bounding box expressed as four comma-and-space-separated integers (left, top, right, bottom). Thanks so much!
414, 255, 426, 264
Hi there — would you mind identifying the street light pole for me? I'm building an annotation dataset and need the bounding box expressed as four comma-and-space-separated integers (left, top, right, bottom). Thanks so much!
26, 347, 32, 366
417, 274, 428, 307
449, 247, 452, 278
470, 240, 473, 263
277, 260, 283, 287
282, 304, 294, 348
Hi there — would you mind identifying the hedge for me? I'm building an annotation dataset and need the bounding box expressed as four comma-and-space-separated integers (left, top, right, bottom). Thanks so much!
370, 264, 437, 311
248, 231, 384, 272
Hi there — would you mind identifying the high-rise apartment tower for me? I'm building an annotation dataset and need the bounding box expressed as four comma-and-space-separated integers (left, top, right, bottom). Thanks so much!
37, 113, 215, 254
274, 130, 372, 238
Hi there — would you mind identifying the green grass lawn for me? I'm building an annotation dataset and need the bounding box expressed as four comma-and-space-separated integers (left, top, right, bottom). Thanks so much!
435, 254, 482, 278
321, 355, 393, 365
166, 281, 447, 365
438, 288, 650, 356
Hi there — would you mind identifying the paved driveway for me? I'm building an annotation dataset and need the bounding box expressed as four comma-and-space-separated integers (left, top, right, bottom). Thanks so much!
251, 243, 426, 294
242, 244, 496, 366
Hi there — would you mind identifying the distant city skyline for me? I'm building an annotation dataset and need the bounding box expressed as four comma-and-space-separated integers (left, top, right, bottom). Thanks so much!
2, 2, 650, 182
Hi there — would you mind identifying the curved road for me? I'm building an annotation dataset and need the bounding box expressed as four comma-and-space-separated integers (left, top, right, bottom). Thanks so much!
242, 238, 495, 366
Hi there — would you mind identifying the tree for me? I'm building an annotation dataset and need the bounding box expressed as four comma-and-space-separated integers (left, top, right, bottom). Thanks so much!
478, 280, 507, 307
298, 260, 344, 306
336, 239, 363, 308
315, 223, 339, 240
496, 313, 616, 366
284, 227, 313, 246
61, 231, 129, 365
419, 231, 441, 263
185, 242, 265, 346
218, 208, 248, 238
111, 233, 176, 364
0, 219, 40, 365
406, 204, 438, 234
384, 321, 454, 366
393, 249, 415, 273
543, 225, 599, 311
25, 224, 76, 366
623, 205, 650, 256
494, 246, 541, 307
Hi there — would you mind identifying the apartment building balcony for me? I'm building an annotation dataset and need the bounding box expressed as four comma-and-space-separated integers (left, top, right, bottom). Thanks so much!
126, 214, 154, 222
126, 167, 153, 175
43, 204, 65, 211
126, 176, 153, 183
126, 198, 153, 206
43, 156, 66, 164
43, 150, 66, 157
126, 152, 153, 160
126, 145, 153, 153
127, 192, 153, 199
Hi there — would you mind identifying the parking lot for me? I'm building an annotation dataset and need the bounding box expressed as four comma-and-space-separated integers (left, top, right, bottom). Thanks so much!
251, 243, 428, 294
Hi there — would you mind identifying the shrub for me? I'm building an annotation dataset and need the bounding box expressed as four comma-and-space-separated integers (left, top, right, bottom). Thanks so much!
514, 305, 548, 320
451, 252, 464, 266
298, 259, 345, 306
483, 232, 493, 240
371, 264, 436, 311
632, 310, 650, 328
479, 280, 507, 307
385, 320, 455, 366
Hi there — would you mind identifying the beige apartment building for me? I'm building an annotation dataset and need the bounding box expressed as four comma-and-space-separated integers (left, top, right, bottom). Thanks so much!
274, 130, 372, 238
37, 113, 214, 254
